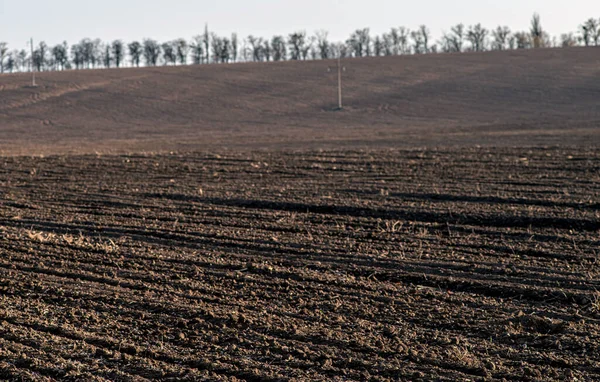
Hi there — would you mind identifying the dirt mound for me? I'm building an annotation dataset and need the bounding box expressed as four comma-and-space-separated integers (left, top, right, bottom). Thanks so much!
0, 47, 599, 155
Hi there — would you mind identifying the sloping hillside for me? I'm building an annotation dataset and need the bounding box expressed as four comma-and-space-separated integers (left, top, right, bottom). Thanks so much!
0, 47, 599, 154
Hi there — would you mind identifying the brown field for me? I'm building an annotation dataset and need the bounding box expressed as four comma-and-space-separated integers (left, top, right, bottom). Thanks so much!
1, 148, 599, 381
1, 48, 600, 381
0, 47, 599, 154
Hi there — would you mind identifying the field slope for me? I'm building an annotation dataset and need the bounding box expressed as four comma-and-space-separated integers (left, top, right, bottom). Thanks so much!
0, 47, 599, 154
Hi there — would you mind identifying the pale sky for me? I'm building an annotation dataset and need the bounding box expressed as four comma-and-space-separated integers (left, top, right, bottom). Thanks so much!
0, 0, 596, 50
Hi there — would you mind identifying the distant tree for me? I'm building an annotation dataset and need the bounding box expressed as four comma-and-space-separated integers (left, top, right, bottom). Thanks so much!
190, 36, 204, 64
17, 50, 28, 72
271, 35, 286, 61
446, 24, 465, 52
211, 34, 231, 63
373, 35, 383, 56
561, 33, 578, 47
0, 42, 8, 73
143, 39, 161, 66
231, 33, 238, 62
467, 24, 488, 51
530, 13, 544, 48
411, 26, 431, 54
71, 43, 83, 69
32, 49, 43, 71
203, 24, 210, 63
288, 31, 307, 60
398, 27, 411, 54
103, 44, 112, 68
310, 46, 318, 60
111, 40, 124, 67
514, 31, 531, 49
580, 18, 599, 46
347, 28, 371, 57
220, 38, 232, 63
247, 35, 264, 61
441, 24, 465, 53
5, 52, 15, 73
128, 41, 142, 67
411, 25, 431, 54
381, 32, 393, 55
593, 18, 600, 45
173, 39, 188, 65
162, 41, 177, 65
302, 36, 314, 60
316, 30, 330, 59
51, 42, 68, 70
37, 41, 48, 70
76, 39, 101, 68
262, 40, 272, 61
419, 25, 431, 53
491, 26, 511, 50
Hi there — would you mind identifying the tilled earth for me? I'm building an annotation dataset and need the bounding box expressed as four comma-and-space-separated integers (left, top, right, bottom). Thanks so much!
0, 148, 599, 381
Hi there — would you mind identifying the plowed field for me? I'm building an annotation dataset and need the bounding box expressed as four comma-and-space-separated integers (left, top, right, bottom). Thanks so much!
1, 147, 599, 381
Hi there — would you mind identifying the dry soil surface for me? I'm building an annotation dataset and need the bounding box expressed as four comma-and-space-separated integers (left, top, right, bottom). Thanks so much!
0, 147, 599, 381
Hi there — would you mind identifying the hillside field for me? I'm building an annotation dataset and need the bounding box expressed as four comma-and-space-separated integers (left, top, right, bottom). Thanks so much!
0, 47, 599, 154
0, 48, 599, 381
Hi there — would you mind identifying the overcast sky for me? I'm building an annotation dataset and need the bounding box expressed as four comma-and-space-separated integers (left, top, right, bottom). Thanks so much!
0, 0, 596, 50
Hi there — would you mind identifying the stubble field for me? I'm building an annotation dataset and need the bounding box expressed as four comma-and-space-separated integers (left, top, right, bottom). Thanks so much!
1, 147, 599, 381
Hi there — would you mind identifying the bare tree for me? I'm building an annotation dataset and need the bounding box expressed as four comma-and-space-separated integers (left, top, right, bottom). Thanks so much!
247, 35, 264, 61
172, 39, 188, 65
111, 40, 124, 67
143, 39, 161, 66
288, 31, 307, 60
271, 36, 286, 61
5, 52, 15, 73
38, 41, 48, 70
491, 26, 511, 50
561, 33, 578, 47
71, 43, 83, 69
51, 42, 68, 70
593, 18, 600, 45
410, 26, 430, 54
220, 38, 232, 63
419, 25, 431, 53
0, 43, 8, 73
580, 18, 599, 46
17, 50, 28, 72
302, 36, 314, 60
316, 30, 330, 59
347, 28, 371, 57
263, 40, 272, 61
514, 32, 532, 49
445, 24, 465, 52
441, 24, 465, 53
530, 13, 544, 48
210, 34, 228, 63
373, 35, 383, 56
467, 24, 488, 51
410, 25, 431, 54
128, 41, 142, 67
231, 33, 238, 62
190, 36, 204, 64
398, 27, 411, 54
203, 24, 210, 63
103, 44, 112, 68
162, 41, 177, 65
381, 32, 393, 55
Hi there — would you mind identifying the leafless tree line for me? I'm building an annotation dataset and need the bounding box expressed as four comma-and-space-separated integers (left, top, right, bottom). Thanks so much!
0, 14, 599, 74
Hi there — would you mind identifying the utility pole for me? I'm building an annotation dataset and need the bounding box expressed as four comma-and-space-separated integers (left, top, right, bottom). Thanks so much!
337, 56, 343, 110
30, 38, 37, 87
328, 57, 345, 110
